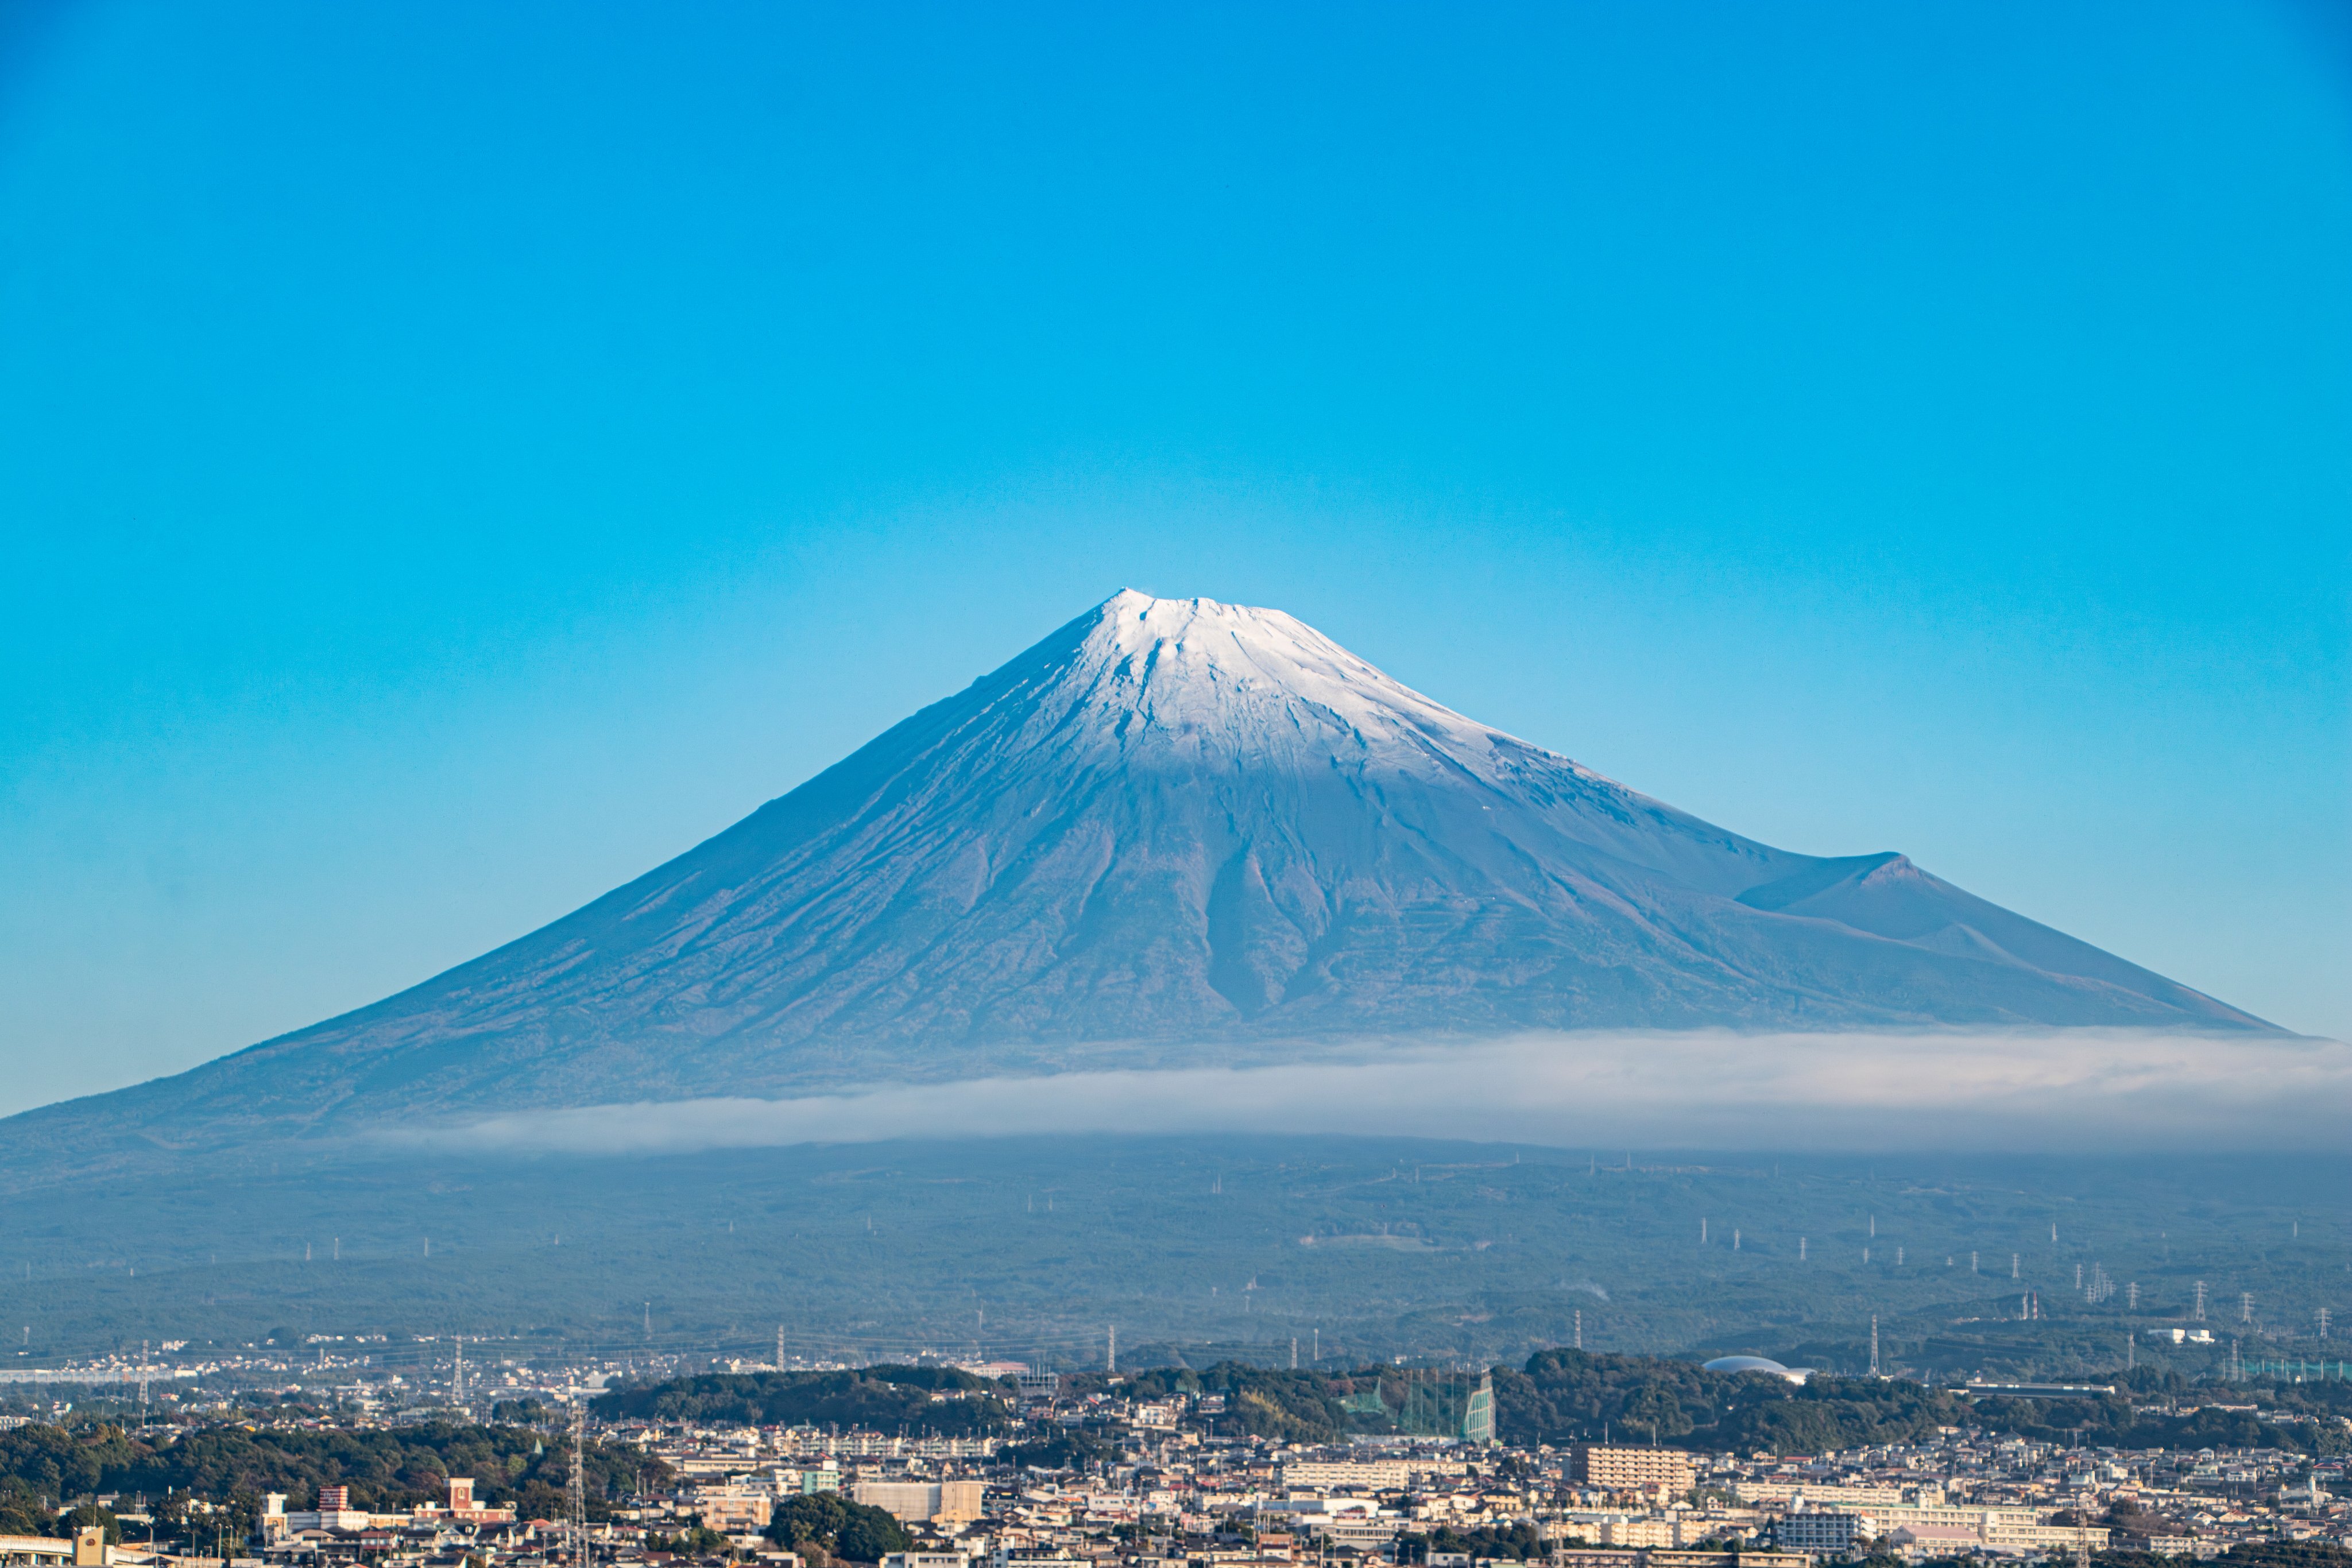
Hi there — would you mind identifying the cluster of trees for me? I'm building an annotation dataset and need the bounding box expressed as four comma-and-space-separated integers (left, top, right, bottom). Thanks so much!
1113, 1366, 1376, 1444
1001, 1427, 1121, 1470
1396, 1521, 1548, 1562
592, 1367, 1009, 1437
763, 1493, 911, 1566
0, 1418, 662, 1542
1491, 1348, 1973, 1453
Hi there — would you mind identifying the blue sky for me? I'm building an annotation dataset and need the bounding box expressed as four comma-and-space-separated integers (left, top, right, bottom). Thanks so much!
2, 1, 2347, 1113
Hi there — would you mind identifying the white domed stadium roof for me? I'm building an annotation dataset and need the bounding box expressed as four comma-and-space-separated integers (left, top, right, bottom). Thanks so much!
1702, 1354, 1813, 1384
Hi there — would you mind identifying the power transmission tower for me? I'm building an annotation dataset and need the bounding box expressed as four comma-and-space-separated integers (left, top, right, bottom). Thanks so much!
2319, 1308, 2331, 1341
568, 1396, 589, 1568
2194, 1281, 2207, 1320
1869, 1317, 1879, 1376
2241, 1292, 2253, 1325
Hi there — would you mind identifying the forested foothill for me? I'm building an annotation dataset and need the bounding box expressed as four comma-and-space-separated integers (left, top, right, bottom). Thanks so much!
990, 1351, 2346, 1457
0, 1416, 662, 1546
589, 1365, 1011, 1434
589, 1348, 2352, 1459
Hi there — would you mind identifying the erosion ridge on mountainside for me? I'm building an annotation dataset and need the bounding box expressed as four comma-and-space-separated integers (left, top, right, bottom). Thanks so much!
0, 590, 2267, 1176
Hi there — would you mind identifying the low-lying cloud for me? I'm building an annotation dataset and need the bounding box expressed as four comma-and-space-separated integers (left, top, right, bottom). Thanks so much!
396, 1028, 2352, 1158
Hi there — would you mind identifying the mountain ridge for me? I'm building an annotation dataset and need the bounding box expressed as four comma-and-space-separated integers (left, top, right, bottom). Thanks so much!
1, 589, 2269, 1178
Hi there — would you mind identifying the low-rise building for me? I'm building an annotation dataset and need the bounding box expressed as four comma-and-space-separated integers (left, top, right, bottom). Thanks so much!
1773, 1512, 1869, 1557
856, 1481, 988, 1526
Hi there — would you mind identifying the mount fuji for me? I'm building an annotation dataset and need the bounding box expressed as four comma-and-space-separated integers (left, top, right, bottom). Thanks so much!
3, 590, 2266, 1175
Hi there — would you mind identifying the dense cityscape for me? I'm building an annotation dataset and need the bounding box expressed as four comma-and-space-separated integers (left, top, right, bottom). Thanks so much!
1, 1342, 2343, 1568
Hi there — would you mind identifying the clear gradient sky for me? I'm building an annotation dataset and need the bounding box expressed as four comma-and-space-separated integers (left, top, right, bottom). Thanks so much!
2, 2, 2347, 1116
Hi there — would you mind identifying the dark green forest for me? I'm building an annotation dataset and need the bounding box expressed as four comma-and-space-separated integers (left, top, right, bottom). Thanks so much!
0, 1418, 663, 1538
590, 1365, 1010, 1434
1493, 1350, 2341, 1456
610, 1351, 2351, 1459
763, 1493, 914, 1565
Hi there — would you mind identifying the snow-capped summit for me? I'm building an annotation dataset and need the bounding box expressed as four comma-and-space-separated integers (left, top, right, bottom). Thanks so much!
1, 589, 2270, 1165
1077, 589, 1476, 747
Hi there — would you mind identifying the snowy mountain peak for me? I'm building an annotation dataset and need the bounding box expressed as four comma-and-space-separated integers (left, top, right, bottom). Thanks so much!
1046, 589, 1542, 789
1084, 589, 1406, 695
0, 590, 2268, 1170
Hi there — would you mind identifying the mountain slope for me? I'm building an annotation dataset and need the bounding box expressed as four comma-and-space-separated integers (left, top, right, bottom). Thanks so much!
6, 590, 2267, 1167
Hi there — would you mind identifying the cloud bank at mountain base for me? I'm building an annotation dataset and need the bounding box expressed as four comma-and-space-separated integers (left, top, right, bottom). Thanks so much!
403, 1028, 2352, 1157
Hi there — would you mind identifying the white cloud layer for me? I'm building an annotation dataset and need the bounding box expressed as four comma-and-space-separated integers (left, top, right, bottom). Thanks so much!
401, 1029, 2352, 1157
